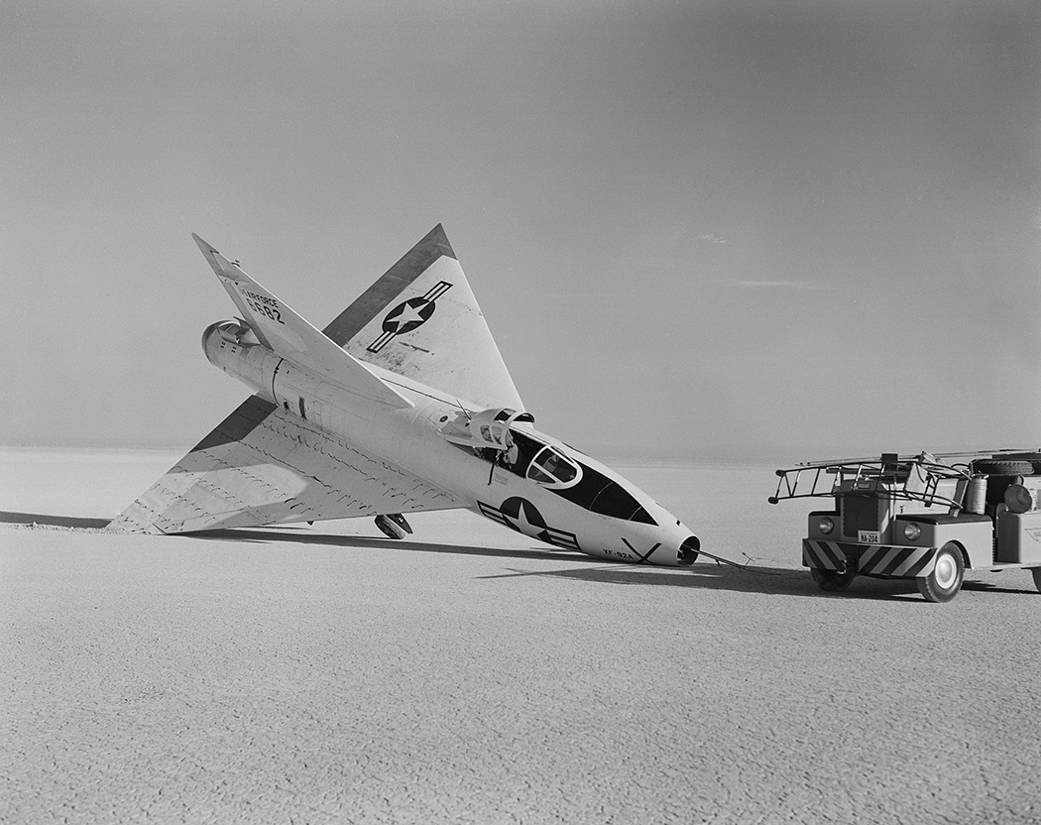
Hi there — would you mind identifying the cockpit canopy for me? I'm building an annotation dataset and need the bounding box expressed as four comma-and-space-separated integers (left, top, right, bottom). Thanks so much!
442, 407, 656, 524
442, 407, 535, 451
527, 445, 580, 488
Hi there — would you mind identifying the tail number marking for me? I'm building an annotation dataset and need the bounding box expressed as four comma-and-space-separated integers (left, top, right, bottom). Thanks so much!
241, 288, 286, 325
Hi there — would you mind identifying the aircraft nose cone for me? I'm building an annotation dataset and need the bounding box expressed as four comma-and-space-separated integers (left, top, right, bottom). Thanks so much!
678, 535, 700, 566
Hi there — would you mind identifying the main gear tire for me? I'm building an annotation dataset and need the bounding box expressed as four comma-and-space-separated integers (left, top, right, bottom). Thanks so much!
374, 514, 408, 540
810, 567, 855, 592
917, 542, 964, 603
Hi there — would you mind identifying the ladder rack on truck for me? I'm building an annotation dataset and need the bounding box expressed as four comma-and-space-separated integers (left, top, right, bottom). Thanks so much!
768, 451, 1041, 602
769, 454, 972, 513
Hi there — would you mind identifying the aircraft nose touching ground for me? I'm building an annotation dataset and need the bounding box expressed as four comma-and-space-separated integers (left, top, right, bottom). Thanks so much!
679, 535, 700, 566
114, 225, 700, 571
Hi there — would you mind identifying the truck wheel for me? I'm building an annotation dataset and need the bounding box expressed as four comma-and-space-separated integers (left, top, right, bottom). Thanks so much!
917, 543, 964, 603
1031, 567, 1041, 594
991, 452, 1041, 473
971, 459, 1034, 476
810, 567, 855, 592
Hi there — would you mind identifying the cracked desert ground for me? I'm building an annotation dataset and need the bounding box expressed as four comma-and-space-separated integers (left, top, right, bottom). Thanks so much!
2, 448, 1040, 825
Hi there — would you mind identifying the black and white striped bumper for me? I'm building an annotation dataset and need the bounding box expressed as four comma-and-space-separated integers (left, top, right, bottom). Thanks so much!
802, 539, 937, 578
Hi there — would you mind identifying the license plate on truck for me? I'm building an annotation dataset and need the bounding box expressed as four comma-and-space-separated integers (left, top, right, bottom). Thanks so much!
858, 530, 881, 543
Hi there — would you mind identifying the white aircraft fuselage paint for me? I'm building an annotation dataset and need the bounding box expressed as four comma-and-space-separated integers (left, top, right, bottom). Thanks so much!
203, 321, 699, 566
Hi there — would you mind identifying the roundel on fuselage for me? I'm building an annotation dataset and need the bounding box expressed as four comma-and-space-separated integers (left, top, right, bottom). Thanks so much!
499, 497, 547, 532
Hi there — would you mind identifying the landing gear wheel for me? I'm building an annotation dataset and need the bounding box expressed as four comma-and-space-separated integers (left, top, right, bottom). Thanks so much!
917, 542, 964, 603
374, 513, 411, 540
1031, 567, 1041, 594
810, 567, 855, 592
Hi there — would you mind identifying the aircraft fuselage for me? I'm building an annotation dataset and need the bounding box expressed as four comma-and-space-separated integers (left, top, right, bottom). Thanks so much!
203, 320, 700, 566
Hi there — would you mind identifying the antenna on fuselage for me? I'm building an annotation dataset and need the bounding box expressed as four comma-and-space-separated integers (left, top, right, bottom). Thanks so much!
454, 399, 472, 421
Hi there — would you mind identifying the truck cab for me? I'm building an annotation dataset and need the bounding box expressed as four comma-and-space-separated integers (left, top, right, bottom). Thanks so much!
770, 452, 1041, 602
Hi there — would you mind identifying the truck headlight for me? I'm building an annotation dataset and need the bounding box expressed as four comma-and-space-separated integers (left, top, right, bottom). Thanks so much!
903, 522, 921, 541
818, 517, 835, 535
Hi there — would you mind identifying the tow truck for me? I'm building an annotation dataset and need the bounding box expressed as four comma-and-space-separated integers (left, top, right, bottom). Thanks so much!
769, 451, 1041, 602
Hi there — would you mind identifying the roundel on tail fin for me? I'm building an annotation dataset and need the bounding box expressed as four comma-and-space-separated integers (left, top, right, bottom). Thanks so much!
322, 225, 524, 410
323, 224, 455, 346
368, 281, 453, 353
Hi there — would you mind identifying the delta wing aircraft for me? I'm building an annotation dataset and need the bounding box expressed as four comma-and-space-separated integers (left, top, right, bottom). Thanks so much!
110, 226, 701, 566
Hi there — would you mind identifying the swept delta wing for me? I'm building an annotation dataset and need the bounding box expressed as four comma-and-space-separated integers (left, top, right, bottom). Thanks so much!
111, 226, 702, 568
109, 395, 460, 534
109, 235, 468, 535
323, 224, 523, 409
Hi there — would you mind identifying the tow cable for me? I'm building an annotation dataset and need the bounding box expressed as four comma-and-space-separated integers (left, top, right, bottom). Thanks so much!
695, 548, 788, 575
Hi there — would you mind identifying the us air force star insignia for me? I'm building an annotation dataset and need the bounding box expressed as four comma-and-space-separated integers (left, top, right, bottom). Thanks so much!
475, 497, 582, 551
383, 298, 434, 334
367, 280, 453, 353
500, 497, 547, 533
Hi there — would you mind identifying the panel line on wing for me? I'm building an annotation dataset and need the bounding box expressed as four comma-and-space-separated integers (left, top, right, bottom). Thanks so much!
109, 402, 461, 534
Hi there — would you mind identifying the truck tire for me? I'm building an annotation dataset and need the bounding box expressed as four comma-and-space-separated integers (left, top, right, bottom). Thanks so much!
1031, 567, 1041, 594
810, 567, 855, 592
994, 453, 1041, 474
917, 542, 964, 603
971, 459, 1034, 476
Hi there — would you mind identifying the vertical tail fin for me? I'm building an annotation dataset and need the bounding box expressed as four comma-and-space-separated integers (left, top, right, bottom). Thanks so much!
193, 234, 412, 409
322, 225, 523, 409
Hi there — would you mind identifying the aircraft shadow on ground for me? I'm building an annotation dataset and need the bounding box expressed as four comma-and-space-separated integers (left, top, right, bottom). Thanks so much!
477, 562, 1038, 599
192, 527, 1030, 600
477, 562, 853, 599
0, 511, 111, 529
185, 527, 611, 565
191, 527, 829, 597
4, 512, 1031, 599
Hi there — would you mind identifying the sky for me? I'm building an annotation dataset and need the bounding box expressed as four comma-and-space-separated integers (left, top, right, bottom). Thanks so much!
3, 0, 1040, 462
